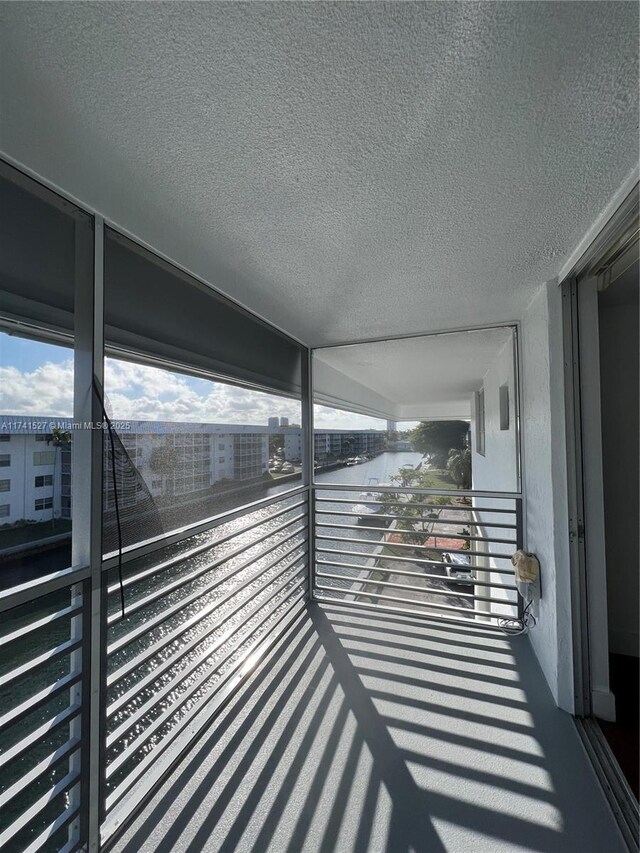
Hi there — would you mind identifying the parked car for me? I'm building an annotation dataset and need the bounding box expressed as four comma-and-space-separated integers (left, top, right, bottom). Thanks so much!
441, 551, 474, 582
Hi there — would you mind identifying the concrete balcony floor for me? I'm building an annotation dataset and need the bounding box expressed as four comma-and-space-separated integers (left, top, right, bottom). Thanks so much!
114, 604, 625, 853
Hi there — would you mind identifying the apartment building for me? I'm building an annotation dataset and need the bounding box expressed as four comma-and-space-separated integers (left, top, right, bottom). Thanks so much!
283, 428, 387, 462
0, 423, 70, 525
0, 417, 270, 523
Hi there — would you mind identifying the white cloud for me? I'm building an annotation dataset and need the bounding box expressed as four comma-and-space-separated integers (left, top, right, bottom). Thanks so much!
0, 359, 74, 416
104, 358, 303, 425
1, 354, 387, 432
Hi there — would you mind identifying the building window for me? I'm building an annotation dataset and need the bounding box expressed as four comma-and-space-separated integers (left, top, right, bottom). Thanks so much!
218, 443, 225, 450
0, 504, 9, 518
218, 456, 225, 464
0, 454, 10, 467
475, 389, 486, 456
499, 383, 510, 431
35, 474, 54, 488
33, 451, 56, 466
35, 435, 48, 442
0, 479, 9, 492
0, 434, 9, 442
35, 497, 53, 511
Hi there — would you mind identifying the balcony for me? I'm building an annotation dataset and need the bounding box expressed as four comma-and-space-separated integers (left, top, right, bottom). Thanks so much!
0, 3, 638, 851
111, 602, 623, 853
0, 481, 628, 853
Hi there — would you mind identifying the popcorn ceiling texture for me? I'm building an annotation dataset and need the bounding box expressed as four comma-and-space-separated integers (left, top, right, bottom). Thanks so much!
0, 2, 637, 346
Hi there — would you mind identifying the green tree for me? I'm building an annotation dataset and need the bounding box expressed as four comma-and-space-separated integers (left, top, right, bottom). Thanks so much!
410, 420, 469, 468
149, 442, 179, 480
341, 435, 356, 457
447, 447, 472, 489
382, 468, 449, 553
269, 433, 284, 456
46, 427, 71, 528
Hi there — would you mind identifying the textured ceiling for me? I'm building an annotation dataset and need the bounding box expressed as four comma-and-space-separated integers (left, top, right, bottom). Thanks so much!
314, 327, 513, 419
0, 2, 638, 347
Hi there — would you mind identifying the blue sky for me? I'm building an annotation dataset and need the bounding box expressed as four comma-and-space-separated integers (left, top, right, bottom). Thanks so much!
0, 332, 413, 430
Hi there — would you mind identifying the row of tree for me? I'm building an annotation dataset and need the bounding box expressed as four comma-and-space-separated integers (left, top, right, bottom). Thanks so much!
410, 420, 471, 489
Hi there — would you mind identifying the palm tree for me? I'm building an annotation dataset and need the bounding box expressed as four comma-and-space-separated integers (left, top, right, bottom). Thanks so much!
47, 427, 71, 528
447, 447, 471, 489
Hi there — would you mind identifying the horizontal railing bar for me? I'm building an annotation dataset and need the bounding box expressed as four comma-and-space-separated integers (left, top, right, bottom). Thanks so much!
103, 485, 309, 569
107, 514, 306, 624
0, 602, 82, 650
0, 739, 80, 812
315, 596, 504, 631
105, 592, 307, 815
313, 483, 522, 499
107, 499, 306, 594
106, 576, 306, 779
315, 495, 517, 514
0, 567, 89, 615
315, 545, 516, 575
107, 543, 306, 700
107, 526, 306, 656
315, 559, 518, 590
315, 508, 517, 529
21, 799, 80, 853
0, 637, 82, 690
108, 551, 305, 721
315, 519, 516, 545
103, 607, 309, 844
0, 704, 81, 773
315, 572, 516, 606
106, 594, 305, 814
315, 533, 513, 561
314, 583, 516, 619
107, 562, 305, 747
0, 670, 82, 734
0, 768, 80, 849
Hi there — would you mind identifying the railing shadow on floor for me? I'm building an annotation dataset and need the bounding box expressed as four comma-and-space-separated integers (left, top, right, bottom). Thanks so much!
114, 602, 624, 853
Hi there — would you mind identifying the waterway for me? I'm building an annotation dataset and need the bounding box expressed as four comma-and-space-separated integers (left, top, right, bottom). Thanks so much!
313, 451, 425, 584
0, 451, 433, 841
315, 450, 423, 487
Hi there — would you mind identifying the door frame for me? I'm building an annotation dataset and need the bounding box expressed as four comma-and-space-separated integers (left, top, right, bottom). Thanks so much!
561, 185, 639, 850
561, 184, 639, 717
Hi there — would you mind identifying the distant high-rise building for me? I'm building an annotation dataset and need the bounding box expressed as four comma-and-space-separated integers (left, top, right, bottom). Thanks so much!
386, 420, 397, 432
279, 417, 289, 427
268, 417, 279, 428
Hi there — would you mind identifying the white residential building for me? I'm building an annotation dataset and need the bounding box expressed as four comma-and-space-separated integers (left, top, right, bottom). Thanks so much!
0, 417, 271, 523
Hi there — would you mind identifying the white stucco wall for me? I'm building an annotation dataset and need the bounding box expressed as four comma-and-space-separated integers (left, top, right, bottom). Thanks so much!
520, 281, 573, 712
469, 336, 520, 619
471, 337, 518, 494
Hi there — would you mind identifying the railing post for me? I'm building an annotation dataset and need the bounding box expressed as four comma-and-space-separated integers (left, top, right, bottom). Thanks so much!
74, 214, 106, 851
515, 497, 525, 620
301, 347, 315, 601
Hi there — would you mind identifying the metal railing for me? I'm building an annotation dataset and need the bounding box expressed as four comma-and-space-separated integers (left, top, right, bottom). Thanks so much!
312, 485, 522, 627
0, 487, 310, 853
101, 490, 309, 839
0, 576, 89, 853
0, 481, 524, 853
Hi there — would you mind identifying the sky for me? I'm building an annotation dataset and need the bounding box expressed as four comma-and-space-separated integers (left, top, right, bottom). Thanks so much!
0, 333, 418, 431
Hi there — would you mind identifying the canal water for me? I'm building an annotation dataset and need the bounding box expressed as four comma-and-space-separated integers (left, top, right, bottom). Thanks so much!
315, 450, 423, 488
1, 452, 427, 844
312, 451, 424, 581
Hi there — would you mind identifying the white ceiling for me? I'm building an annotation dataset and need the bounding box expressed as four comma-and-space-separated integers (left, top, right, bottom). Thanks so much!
0, 3, 638, 348
314, 327, 513, 420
